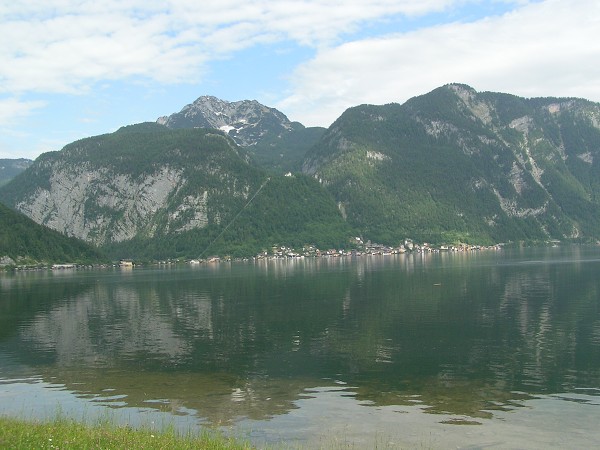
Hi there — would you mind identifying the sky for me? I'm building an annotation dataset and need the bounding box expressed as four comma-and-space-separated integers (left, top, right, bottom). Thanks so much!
1, 0, 599, 160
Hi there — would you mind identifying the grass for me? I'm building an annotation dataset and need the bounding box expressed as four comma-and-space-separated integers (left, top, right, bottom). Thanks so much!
0, 415, 253, 449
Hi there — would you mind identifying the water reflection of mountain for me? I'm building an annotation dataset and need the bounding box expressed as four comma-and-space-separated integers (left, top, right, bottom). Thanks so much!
2, 248, 600, 423
0, 270, 94, 341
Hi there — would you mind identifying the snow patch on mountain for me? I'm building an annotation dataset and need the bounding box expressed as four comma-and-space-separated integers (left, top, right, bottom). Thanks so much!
157, 96, 294, 147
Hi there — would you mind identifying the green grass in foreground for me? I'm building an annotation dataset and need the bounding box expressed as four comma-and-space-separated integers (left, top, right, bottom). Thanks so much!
0, 416, 253, 449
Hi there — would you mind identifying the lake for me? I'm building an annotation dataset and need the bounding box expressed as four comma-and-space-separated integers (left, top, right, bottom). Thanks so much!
1, 246, 600, 448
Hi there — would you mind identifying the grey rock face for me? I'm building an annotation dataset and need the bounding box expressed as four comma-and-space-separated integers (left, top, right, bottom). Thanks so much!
157, 96, 293, 147
0, 127, 259, 248
16, 164, 184, 245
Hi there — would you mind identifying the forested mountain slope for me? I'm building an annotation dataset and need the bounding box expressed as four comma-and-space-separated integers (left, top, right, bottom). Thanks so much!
0, 158, 32, 186
3, 84, 600, 260
0, 124, 348, 259
302, 84, 600, 244
0, 202, 105, 265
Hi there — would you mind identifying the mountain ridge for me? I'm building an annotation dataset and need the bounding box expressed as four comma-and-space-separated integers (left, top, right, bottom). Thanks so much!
0, 158, 32, 186
301, 83, 600, 244
2, 83, 600, 261
0, 124, 348, 259
157, 95, 325, 173
157, 96, 294, 145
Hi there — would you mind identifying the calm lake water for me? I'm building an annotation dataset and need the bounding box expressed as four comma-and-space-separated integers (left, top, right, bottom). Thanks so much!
1, 246, 600, 448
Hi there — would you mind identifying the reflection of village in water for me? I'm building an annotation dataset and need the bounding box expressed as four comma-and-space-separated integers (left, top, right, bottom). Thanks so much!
1, 247, 600, 446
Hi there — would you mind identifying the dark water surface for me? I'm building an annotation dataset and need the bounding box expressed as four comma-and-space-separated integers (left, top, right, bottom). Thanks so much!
1, 246, 600, 448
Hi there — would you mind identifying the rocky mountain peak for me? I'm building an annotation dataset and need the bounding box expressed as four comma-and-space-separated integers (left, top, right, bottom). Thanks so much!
157, 95, 293, 147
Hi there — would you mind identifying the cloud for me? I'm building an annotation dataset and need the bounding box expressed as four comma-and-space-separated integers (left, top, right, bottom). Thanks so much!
0, 97, 46, 158
0, 0, 477, 96
3, 0, 597, 159
0, 97, 46, 126
1, 7, 207, 93
278, 0, 600, 126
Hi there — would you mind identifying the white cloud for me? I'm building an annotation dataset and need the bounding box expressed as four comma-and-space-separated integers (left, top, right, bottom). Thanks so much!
2, 0, 598, 159
0, 97, 46, 158
0, 0, 476, 96
0, 6, 207, 93
278, 0, 600, 126
0, 97, 45, 126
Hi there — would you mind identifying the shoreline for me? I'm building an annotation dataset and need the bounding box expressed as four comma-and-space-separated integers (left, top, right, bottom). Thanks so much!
0, 415, 252, 449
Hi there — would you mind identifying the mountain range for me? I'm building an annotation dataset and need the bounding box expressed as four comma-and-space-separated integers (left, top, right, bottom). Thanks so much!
0, 123, 347, 260
0, 158, 32, 186
1, 84, 600, 261
303, 84, 600, 244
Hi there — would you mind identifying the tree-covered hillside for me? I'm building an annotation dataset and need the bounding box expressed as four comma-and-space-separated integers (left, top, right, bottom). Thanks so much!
104, 174, 351, 260
247, 124, 326, 174
302, 84, 600, 244
0, 159, 32, 187
4, 84, 600, 259
0, 202, 105, 265
1, 124, 350, 260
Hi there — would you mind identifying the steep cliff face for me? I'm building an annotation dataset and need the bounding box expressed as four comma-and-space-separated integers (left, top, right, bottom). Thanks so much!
302, 84, 600, 243
1, 125, 264, 246
0, 123, 349, 259
15, 164, 183, 244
